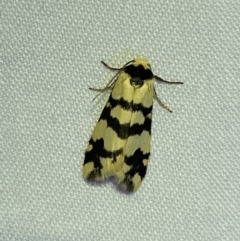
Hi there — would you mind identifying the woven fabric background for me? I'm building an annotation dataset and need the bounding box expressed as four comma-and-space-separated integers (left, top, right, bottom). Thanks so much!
2, 1, 240, 240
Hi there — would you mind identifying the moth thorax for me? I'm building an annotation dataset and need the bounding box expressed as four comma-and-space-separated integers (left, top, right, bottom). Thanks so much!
130, 77, 144, 88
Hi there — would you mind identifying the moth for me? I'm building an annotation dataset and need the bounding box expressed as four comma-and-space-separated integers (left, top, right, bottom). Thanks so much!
82, 58, 183, 192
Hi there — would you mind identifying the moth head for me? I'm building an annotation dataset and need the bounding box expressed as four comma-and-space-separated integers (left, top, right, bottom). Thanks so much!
124, 58, 154, 88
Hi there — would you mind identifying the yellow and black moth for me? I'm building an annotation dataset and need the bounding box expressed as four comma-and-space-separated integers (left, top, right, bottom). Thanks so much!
83, 58, 183, 192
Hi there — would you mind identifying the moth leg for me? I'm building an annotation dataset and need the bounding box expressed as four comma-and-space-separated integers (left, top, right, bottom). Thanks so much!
155, 75, 183, 85
89, 86, 112, 101
89, 87, 112, 92
154, 88, 172, 113
89, 63, 122, 100
89, 77, 117, 101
